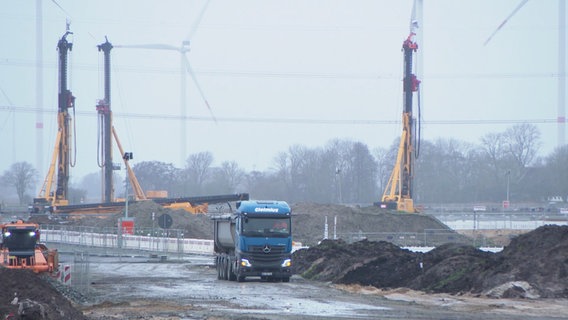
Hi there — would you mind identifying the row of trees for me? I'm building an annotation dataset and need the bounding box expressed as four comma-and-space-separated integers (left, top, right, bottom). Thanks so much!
2, 124, 567, 206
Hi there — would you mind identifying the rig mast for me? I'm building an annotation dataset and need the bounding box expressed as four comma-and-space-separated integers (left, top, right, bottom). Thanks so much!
97, 38, 114, 203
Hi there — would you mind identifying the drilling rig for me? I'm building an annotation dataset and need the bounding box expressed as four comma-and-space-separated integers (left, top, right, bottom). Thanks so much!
379, 24, 421, 213
30, 33, 249, 215
31, 27, 75, 213
96, 37, 147, 204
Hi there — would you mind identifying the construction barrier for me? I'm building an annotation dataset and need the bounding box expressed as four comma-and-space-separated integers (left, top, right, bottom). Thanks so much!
40, 229, 215, 255
62, 264, 71, 285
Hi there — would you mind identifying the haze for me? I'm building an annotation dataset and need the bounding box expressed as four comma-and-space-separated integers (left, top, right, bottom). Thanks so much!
0, 0, 564, 183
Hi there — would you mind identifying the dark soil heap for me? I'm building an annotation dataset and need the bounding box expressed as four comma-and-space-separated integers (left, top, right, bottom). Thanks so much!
0, 268, 88, 319
293, 225, 568, 298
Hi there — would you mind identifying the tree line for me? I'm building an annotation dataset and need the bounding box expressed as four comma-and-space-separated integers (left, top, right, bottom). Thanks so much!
2, 123, 567, 207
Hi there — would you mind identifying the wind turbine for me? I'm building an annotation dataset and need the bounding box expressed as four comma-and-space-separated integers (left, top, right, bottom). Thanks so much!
115, 0, 216, 166
484, 0, 566, 148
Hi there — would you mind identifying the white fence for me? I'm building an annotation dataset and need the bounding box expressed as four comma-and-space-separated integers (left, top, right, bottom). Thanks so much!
41, 229, 215, 255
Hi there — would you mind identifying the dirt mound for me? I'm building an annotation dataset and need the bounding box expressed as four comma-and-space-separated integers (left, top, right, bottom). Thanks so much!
293, 225, 568, 298
0, 268, 88, 319
34, 201, 216, 239
291, 203, 456, 246
32, 202, 457, 246
476, 224, 568, 298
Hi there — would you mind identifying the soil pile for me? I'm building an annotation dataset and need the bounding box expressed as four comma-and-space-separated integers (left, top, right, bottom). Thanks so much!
292, 203, 457, 246
31, 201, 216, 240
0, 268, 88, 319
293, 225, 568, 298
32, 202, 457, 246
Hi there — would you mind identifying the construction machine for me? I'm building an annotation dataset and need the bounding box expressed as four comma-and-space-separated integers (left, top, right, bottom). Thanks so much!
30, 33, 249, 216
31, 26, 76, 214
0, 220, 59, 274
378, 19, 422, 213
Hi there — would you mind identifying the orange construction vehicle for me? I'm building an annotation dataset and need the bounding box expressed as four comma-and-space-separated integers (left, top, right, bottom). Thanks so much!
0, 220, 58, 274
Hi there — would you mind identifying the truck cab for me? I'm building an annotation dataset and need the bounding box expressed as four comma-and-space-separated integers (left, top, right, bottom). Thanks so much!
213, 200, 292, 282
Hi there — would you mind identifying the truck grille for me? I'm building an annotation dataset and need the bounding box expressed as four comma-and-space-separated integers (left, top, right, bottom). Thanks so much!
249, 245, 286, 254
247, 245, 287, 266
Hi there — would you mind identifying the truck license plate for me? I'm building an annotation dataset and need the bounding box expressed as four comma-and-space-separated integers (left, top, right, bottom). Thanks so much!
261, 272, 272, 276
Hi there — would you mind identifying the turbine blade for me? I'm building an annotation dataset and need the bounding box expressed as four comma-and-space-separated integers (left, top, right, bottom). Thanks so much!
484, 0, 530, 46
185, 0, 212, 41
184, 56, 218, 124
114, 43, 179, 51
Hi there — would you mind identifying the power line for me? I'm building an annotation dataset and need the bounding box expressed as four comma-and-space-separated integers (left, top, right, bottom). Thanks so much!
0, 105, 558, 125
0, 59, 564, 80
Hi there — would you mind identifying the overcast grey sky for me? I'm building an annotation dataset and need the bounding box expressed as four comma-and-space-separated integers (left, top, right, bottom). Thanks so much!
0, 0, 565, 184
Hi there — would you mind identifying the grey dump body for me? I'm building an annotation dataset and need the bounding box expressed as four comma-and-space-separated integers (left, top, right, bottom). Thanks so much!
213, 216, 235, 252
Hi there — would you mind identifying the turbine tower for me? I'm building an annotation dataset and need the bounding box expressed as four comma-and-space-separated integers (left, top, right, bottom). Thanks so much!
115, 0, 215, 166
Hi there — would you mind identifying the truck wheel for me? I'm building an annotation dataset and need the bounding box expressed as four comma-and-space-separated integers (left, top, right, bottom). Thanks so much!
216, 257, 223, 280
228, 262, 237, 281
221, 257, 228, 280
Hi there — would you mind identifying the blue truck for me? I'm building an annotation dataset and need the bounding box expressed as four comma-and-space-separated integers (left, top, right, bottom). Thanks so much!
212, 200, 292, 282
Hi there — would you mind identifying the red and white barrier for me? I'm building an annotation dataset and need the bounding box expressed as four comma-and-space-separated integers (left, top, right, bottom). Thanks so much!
62, 264, 71, 285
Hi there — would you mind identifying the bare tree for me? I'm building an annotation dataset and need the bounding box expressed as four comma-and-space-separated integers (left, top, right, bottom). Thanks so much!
542, 145, 568, 201
504, 123, 541, 169
185, 152, 214, 193
218, 161, 246, 193
2, 162, 38, 205
133, 161, 180, 195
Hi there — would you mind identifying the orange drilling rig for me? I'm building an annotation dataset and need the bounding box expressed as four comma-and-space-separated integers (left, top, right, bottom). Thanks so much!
0, 220, 59, 274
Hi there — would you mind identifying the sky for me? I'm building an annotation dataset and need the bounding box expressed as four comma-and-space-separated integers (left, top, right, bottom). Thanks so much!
0, 0, 565, 187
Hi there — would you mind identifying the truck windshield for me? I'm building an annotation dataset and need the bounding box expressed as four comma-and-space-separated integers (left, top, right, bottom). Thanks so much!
241, 217, 291, 237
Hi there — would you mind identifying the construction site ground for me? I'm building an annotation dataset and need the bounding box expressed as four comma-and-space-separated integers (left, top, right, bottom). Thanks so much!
1, 202, 567, 319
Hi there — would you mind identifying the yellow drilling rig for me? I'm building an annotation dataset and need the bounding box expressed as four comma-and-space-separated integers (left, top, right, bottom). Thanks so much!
378, 14, 422, 213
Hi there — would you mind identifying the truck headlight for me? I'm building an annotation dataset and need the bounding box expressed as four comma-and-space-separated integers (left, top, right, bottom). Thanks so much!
281, 259, 291, 268
240, 258, 252, 267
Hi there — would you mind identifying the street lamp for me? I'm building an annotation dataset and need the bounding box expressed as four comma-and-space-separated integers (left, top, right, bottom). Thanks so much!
503, 169, 511, 212
335, 168, 342, 204
123, 152, 133, 218
506, 169, 511, 203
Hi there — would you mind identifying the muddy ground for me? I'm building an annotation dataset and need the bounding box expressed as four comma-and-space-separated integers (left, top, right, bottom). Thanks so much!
2, 201, 565, 319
